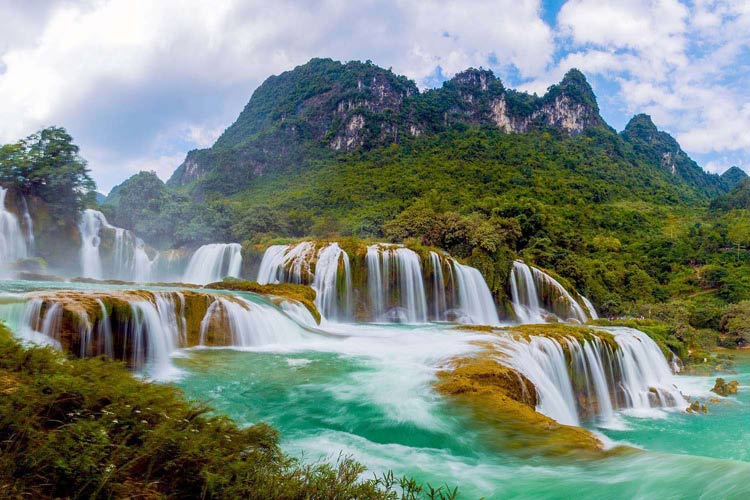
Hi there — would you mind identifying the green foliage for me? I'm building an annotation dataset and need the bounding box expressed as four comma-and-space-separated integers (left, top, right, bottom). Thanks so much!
0, 324, 453, 499
719, 301, 750, 346
0, 127, 96, 224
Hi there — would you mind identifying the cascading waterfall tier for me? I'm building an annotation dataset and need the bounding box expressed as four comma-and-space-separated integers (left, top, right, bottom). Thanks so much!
509, 260, 595, 324
257, 242, 353, 322
181, 243, 243, 285
490, 326, 685, 427
0, 187, 29, 269
78, 209, 157, 281
256, 241, 498, 324
0, 289, 308, 379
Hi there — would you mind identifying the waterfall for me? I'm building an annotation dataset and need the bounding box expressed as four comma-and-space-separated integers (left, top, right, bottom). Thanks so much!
199, 297, 306, 346
79, 209, 158, 281
128, 294, 182, 379
96, 299, 114, 359
0, 296, 62, 347
510, 261, 591, 324
581, 296, 599, 320
0, 187, 28, 269
492, 326, 684, 426
451, 260, 500, 326
256, 242, 315, 285
258, 241, 499, 324
429, 252, 448, 321
256, 242, 352, 322
367, 245, 386, 320
79, 209, 108, 279
366, 245, 427, 323
313, 243, 352, 322
182, 243, 242, 285
280, 300, 318, 327
21, 197, 34, 255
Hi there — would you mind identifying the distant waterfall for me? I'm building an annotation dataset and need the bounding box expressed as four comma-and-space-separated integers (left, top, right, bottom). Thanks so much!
257, 242, 315, 285
0, 187, 28, 269
78, 209, 158, 281
257, 242, 352, 321
79, 209, 108, 279
509, 261, 593, 324
21, 197, 34, 255
493, 327, 684, 426
181, 243, 242, 285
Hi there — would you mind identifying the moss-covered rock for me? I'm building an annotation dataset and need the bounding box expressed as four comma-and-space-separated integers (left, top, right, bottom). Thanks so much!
435, 352, 613, 457
711, 378, 739, 396
205, 277, 320, 324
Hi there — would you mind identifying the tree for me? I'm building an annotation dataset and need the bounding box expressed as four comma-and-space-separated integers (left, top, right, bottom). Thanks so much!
727, 210, 750, 261
0, 127, 96, 223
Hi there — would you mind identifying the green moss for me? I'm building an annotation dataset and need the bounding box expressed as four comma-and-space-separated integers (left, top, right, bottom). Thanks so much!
435, 353, 618, 457
205, 278, 321, 324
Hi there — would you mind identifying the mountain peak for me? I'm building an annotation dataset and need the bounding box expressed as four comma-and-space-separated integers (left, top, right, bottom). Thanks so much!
169, 59, 611, 189
624, 114, 658, 137
620, 114, 723, 195
721, 166, 749, 189
449, 68, 500, 91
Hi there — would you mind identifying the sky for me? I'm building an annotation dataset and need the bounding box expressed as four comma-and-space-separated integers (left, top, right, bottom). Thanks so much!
1, 0, 749, 193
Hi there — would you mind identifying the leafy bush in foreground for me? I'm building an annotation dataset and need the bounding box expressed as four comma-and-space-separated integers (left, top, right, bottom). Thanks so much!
0, 325, 456, 499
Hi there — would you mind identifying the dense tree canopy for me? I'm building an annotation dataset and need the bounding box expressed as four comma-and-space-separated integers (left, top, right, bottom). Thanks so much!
0, 127, 95, 223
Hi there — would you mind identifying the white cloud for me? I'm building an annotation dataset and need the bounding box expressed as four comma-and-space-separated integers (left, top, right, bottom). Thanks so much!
0, 0, 555, 191
3, 0, 750, 187
538, 0, 750, 173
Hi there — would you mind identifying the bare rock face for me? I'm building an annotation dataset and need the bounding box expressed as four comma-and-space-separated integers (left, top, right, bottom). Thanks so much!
168, 60, 608, 190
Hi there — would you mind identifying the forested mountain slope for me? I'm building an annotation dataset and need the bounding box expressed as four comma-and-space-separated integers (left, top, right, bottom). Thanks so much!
98, 58, 750, 337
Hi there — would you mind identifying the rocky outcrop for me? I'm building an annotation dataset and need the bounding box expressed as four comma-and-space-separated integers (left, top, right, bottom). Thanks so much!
436, 352, 607, 457
621, 114, 724, 195
167, 60, 609, 190
711, 377, 739, 396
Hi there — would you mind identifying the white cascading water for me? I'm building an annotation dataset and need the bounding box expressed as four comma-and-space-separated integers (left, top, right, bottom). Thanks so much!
509, 260, 593, 324
128, 295, 183, 379
256, 242, 352, 321
0, 187, 28, 269
581, 296, 599, 320
429, 252, 447, 321
280, 300, 318, 327
79, 209, 108, 279
182, 243, 242, 285
313, 243, 352, 322
257, 241, 499, 324
96, 299, 114, 359
21, 197, 34, 255
492, 326, 684, 427
78, 209, 158, 281
256, 242, 315, 285
0, 290, 311, 380
451, 260, 500, 326
366, 245, 427, 323
199, 296, 307, 346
